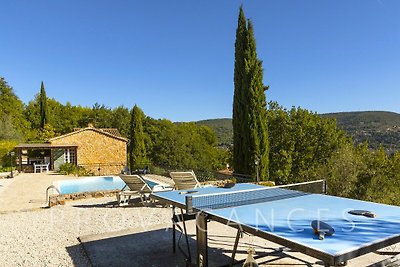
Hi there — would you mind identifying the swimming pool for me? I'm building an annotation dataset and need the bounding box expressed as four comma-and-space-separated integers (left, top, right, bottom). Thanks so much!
55, 176, 158, 195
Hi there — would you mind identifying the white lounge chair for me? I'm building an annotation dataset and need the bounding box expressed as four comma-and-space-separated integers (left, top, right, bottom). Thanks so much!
169, 170, 203, 190
117, 174, 172, 206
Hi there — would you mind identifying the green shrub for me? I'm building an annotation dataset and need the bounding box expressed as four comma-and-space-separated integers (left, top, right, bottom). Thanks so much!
76, 166, 94, 176
58, 163, 77, 175
149, 165, 168, 176
58, 163, 94, 176
195, 169, 218, 182
0, 166, 16, 172
0, 140, 18, 167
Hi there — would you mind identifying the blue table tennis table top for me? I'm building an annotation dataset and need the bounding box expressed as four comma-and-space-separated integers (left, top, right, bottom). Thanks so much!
153, 183, 400, 258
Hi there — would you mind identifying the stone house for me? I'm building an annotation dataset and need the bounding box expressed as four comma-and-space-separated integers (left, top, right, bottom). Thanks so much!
15, 125, 128, 175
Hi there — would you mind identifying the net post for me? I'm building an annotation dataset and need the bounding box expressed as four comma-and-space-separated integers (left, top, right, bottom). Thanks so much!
186, 195, 194, 214
323, 179, 327, 194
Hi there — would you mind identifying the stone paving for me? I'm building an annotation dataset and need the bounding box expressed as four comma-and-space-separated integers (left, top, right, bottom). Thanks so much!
0, 172, 86, 212
0, 176, 14, 194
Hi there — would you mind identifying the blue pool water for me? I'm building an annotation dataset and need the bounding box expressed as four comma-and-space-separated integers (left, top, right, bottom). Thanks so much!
56, 176, 158, 194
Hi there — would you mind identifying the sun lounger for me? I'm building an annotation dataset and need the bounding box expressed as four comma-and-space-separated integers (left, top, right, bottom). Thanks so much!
169, 170, 204, 190
117, 174, 172, 206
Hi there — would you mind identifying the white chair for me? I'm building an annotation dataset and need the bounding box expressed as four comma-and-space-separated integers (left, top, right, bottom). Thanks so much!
169, 170, 203, 190
44, 163, 49, 173
33, 163, 49, 173
117, 174, 172, 206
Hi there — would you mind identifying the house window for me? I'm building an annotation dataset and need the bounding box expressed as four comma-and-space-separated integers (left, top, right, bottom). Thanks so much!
64, 149, 76, 164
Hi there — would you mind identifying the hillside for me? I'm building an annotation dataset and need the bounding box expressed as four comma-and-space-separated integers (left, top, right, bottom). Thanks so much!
196, 111, 400, 153
321, 111, 400, 153
195, 118, 233, 146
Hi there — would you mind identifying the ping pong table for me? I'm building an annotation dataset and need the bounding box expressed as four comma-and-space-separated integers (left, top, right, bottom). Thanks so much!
151, 181, 400, 266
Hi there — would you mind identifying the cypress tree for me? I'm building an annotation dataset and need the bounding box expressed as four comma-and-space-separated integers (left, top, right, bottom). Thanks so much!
232, 7, 269, 180
128, 105, 147, 171
39, 81, 47, 129
246, 21, 269, 181
233, 6, 248, 175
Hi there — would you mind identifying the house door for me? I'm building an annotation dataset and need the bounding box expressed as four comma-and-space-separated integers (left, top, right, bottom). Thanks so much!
53, 149, 65, 171
53, 148, 77, 171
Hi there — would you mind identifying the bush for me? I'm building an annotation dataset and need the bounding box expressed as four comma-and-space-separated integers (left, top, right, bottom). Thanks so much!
149, 165, 169, 176
58, 163, 77, 175
76, 166, 94, 176
58, 163, 93, 176
0, 140, 18, 167
0, 166, 16, 172
194, 169, 218, 182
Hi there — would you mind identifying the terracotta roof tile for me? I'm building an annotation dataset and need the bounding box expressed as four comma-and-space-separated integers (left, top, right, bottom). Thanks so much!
73, 128, 123, 138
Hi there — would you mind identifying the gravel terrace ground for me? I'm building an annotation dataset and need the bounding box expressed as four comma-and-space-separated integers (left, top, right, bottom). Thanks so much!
0, 173, 399, 266
0, 197, 171, 266
0, 173, 174, 266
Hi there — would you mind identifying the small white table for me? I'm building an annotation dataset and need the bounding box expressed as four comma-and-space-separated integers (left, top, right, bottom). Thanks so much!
34, 163, 49, 173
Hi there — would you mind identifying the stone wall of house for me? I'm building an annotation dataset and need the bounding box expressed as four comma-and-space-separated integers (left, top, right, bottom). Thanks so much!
50, 129, 127, 175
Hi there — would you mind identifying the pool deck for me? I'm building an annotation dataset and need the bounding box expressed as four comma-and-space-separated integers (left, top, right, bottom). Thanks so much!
0, 171, 11, 179
0, 172, 175, 213
0, 172, 73, 212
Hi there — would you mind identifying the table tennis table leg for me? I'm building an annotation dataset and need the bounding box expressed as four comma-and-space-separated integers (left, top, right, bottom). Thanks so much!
172, 207, 193, 265
172, 206, 176, 253
181, 208, 192, 264
229, 229, 242, 267
196, 212, 208, 267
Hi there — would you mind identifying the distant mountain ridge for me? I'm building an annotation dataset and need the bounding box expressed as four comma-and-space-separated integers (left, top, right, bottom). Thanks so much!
195, 111, 400, 153
321, 111, 400, 153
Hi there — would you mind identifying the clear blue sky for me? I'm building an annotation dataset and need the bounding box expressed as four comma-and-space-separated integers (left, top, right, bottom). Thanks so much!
1, 0, 399, 121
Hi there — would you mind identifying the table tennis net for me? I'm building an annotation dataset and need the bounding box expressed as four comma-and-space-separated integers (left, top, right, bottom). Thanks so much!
185, 179, 326, 214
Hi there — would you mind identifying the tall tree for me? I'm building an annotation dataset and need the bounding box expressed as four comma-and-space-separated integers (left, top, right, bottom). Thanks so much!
128, 105, 147, 171
268, 103, 349, 184
0, 114, 22, 140
39, 81, 48, 129
233, 6, 248, 175
245, 21, 269, 181
110, 105, 130, 137
91, 103, 112, 128
0, 77, 28, 139
232, 7, 269, 180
